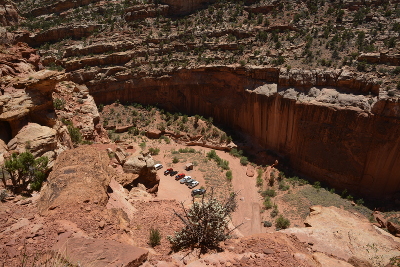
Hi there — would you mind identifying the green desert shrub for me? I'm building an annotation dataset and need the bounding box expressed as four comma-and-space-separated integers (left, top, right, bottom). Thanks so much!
148, 147, 160, 155
275, 215, 290, 229
226, 170, 233, 181
149, 228, 162, 247
67, 125, 82, 145
53, 98, 65, 110
168, 191, 238, 251
261, 189, 276, 198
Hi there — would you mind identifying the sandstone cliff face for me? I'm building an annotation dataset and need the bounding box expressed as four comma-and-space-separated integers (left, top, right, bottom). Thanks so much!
124, 4, 169, 21
161, 0, 215, 16
23, 0, 102, 18
0, 0, 19, 26
14, 24, 102, 47
79, 66, 399, 198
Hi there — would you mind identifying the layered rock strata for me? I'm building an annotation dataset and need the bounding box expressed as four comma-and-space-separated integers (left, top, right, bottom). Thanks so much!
14, 24, 102, 47
77, 65, 399, 198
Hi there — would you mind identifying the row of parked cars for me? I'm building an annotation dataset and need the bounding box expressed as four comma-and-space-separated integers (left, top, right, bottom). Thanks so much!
165, 168, 199, 189
157, 165, 206, 196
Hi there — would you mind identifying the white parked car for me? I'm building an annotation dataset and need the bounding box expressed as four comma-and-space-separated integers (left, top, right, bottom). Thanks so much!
188, 181, 199, 189
179, 176, 191, 184
154, 164, 163, 170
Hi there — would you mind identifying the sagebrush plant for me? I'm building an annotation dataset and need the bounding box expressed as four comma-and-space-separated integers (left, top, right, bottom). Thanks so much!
226, 170, 232, 181
67, 125, 82, 145
53, 98, 65, 110
0, 189, 7, 202
275, 215, 290, 229
149, 228, 162, 247
148, 147, 160, 155
256, 168, 263, 187
168, 190, 241, 252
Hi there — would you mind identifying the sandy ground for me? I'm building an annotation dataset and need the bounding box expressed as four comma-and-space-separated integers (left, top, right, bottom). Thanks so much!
214, 149, 263, 236
152, 143, 206, 204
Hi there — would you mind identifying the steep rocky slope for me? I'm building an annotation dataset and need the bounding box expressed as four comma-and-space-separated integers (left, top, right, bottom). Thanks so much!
5, 145, 398, 267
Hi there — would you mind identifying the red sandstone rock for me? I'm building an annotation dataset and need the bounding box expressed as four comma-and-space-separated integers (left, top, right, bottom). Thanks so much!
388, 221, 400, 237
37, 146, 112, 214
373, 211, 387, 228
25, 0, 102, 18
146, 128, 162, 139
52, 237, 148, 267
0, 0, 20, 26
246, 165, 255, 177
124, 4, 168, 21
283, 206, 400, 265
14, 25, 102, 47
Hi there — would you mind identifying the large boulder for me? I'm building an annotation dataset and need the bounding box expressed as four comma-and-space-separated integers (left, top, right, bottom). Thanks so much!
52, 237, 148, 267
37, 146, 112, 214
388, 221, 400, 237
0, 138, 7, 165
282, 206, 400, 266
121, 152, 158, 188
7, 123, 58, 160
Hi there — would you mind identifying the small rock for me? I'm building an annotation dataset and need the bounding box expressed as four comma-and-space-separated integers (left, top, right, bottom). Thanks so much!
99, 220, 106, 229
263, 248, 275, 254
18, 198, 32, 205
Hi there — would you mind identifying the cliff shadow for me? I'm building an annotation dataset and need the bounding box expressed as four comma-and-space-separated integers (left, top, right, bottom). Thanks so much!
0, 121, 12, 144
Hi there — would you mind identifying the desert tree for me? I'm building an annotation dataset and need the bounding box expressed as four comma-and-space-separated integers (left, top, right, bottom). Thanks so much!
168, 189, 242, 253
2, 152, 48, 193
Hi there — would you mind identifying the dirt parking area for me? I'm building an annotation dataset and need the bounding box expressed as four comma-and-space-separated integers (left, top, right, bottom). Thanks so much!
149, 141, 264, 236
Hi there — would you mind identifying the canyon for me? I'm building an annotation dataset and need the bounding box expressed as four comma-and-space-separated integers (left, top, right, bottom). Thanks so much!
70, 65, 400, 198
1, 0, 400, 266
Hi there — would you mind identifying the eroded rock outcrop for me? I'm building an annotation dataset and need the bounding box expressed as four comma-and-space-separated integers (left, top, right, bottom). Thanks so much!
38, 146, 112, 214
0, 69, 63, 138
282, 205, 400, 266
52, 237, 148, 267
14, 24, 102, 47
7, 123, 60, 165
0, 0, 20, 26
0, 42, 40, 78
24, 0, 102, 18
358, 52, 400, 66
124, 4, 169, 21
53, 81, 107, 142
161, 0, 215, 16
121, 151, 159, 189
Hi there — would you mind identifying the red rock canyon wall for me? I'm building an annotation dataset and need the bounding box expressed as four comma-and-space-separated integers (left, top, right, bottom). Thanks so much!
73, 66, 400, 198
